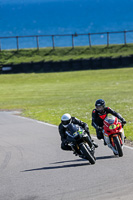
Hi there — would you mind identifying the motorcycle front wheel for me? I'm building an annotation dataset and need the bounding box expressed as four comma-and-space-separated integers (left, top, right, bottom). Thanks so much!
79, 143, 96, 164
113, 136, 123, 157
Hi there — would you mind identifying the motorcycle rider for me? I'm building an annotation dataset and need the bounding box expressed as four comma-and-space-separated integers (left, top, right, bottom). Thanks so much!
92, 99, 126, 143
58, 113, 98, 151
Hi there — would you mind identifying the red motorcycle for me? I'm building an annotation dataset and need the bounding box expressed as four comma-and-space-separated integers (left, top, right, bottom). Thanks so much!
103, 116, 125, 157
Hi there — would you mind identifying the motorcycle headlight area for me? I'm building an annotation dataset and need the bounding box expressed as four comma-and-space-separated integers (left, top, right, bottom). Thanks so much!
73, 132, 78, 137
109, 124, 117, 129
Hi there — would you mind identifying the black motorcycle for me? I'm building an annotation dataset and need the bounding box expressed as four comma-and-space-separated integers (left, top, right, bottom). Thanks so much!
65, 123, 96, 164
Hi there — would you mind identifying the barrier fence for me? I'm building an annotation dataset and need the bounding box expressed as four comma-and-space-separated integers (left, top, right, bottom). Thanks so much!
0, 30, 133, 51
1, 55, 133, 74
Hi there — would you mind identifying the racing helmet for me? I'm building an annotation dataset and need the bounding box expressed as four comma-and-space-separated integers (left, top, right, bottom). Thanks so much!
95, 99, 105, 113
61, 113, 71, 128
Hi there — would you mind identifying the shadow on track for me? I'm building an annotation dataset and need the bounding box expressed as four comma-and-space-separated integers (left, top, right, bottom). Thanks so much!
96, 155, 115, 160
50, 158, 85, 164
22, 159, 90, 172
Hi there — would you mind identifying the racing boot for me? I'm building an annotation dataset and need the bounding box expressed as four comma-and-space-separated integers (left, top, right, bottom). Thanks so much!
103, 139, 107, 145
73, 151, 78, 156
124, 136, 126, 143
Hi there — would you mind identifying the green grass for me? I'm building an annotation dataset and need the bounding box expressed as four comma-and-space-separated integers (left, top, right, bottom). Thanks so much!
1, 44, 133, 65
0, 68, 133, 140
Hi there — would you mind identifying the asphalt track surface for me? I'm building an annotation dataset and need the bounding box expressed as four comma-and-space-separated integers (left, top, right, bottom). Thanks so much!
0, 111, 133, 200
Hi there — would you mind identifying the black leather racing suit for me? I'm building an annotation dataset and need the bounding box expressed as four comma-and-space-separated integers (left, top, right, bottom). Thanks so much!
58, 117, 91, 150
92, 107, 125, 139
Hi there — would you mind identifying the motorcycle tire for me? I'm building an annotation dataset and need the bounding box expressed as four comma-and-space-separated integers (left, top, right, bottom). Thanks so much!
113, 136, 123, 157
79, 143, 96, 164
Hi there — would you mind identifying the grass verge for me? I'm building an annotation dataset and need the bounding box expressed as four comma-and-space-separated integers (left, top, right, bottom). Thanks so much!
0, 68, 133, 141
1, 44, 133, 65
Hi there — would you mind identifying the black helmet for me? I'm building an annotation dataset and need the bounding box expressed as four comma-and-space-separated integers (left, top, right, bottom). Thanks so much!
95, 99, 105, 112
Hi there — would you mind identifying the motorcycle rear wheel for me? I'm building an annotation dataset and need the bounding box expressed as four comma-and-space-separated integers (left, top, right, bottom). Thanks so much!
113, 136, 123, 157
79, 143, 96, 164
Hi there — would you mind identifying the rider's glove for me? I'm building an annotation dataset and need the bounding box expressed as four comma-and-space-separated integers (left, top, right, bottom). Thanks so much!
84, 125, 89, 133
121, 118, 126, 125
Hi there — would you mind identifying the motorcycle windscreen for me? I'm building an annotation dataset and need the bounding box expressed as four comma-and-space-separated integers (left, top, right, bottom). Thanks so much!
104, 116, 115, 124
67, 123, 78, 134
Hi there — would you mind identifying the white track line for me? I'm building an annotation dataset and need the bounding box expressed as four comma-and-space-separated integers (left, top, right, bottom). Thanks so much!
37, 120, 57, 127
123, 145, 133, 150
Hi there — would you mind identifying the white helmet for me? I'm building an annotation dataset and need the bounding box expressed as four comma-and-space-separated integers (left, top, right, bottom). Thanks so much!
61, 113, 71, 128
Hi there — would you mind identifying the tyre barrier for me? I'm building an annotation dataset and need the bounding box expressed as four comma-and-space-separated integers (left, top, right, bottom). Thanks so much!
1, 55, 133, 74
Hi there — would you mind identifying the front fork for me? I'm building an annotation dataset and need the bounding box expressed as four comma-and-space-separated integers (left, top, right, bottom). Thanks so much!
111, 129, 125, 147
70, 143, 81, 155
103, 129, 124, 153
83, 133, 93, 148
